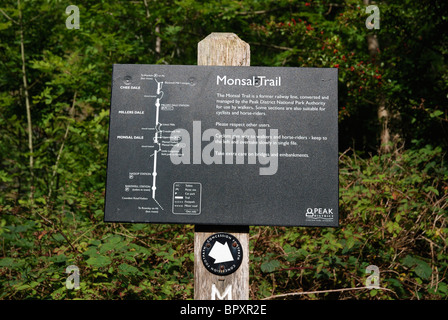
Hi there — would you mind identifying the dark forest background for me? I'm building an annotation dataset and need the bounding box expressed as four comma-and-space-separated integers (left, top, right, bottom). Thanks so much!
1, 0, 447, 299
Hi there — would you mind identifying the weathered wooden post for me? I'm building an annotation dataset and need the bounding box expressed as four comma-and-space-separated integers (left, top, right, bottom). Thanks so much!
194, 33, 250, 300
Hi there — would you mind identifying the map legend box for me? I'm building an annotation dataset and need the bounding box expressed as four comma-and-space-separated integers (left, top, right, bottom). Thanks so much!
172, 182, 202, 215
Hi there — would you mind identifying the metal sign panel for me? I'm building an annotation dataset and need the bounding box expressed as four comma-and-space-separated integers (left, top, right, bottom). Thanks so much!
104, 64, 338, 227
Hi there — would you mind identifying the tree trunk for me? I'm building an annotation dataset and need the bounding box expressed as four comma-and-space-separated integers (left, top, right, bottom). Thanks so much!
18, 0, 34, 182
364, 0, 399, 153
142, 0, 161, 57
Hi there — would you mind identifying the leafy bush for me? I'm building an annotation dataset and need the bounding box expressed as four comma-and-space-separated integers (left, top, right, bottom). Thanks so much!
1, 143, 446, 299
251, 144, 448, 299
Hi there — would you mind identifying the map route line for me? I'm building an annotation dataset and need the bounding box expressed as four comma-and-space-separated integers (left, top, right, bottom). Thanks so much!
151, 78, 164, 210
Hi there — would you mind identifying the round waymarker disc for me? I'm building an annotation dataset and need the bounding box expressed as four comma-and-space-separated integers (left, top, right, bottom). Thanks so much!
201, 233, 243, 276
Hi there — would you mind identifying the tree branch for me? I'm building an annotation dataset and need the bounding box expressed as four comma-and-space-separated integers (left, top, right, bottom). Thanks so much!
18, 0, 34, 193
48, 91, 77, 199
0, 7, 18, 25
262, 286, 398, 300
251, 42, 295, 51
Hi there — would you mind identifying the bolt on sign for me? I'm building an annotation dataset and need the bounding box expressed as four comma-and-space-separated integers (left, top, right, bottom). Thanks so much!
104, 64, 338, 227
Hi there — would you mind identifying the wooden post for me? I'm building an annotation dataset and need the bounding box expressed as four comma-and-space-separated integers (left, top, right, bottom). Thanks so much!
194, 33, 250, 300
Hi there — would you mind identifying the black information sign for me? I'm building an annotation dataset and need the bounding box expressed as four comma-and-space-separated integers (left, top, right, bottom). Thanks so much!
201, 233, 243, 276
104, 64, 338, 227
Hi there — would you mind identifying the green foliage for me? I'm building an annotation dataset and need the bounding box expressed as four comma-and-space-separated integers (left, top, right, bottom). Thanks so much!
250, 145, 448, 299
1, 0, 447, 300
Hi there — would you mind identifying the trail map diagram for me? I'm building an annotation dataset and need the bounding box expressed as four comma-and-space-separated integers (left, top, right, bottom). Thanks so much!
142, 74, 201, 213
147, 77, 164, 209
106, 68, 202, 220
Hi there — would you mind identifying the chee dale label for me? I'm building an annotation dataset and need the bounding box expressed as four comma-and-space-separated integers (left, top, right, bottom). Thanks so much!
104, 64, 339, 227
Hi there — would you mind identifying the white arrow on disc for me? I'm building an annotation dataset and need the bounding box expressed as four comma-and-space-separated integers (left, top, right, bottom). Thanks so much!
208, 241, 234, 264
